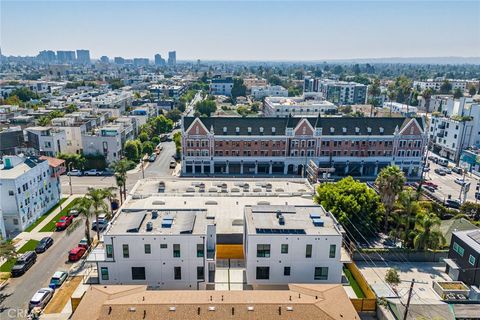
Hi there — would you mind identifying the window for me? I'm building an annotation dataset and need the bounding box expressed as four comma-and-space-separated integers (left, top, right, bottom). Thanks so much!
281, 244, 288, 254
257, 244, 271, 258
469, 255, 476, 266
197, 266, 204, 280
306, 244, 312, 258
122, 244, 129, 258
197, 244, 204, 257
8, 190, 14, 196
453, 242, 465, 257
144, 244, 151, 254
314, 267, 329, 280
256, 267, 270, 280
131, 267, 146, 280
174, 267, 182, 280
100, 267, 109, 280
284, 266, 291, 276
173, 244, 181, 258
160, 243, 167, 249
106, 244, 113, 258
329, 245, 336, 258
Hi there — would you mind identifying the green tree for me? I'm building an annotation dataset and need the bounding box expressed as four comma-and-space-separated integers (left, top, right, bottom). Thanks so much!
440, 80, 452, 94
392, 188, 423, 247
288, 87, 302, 97
4, 95, 21, 106
66, 197, 94, 246
421, 88, 433, 113
86, 188, 111, 242
8, 87, 39, 102
0, 238, 16, 261
124, 140, 141, 161
111, 159, 130, 204
151, 136, 160, 145
166, 108, 182, 122
138, 132, 149, 143
173, 131, 182, 158
468, 85, 477, 96
108, 78, 124, 90
151, 115, 173, 134
37, 116, 51, 126
375, 166, 406, 233
142, 141, 155, 155
385, 268, 401, 287
195, 100, 217, 117
413, 213, 445, 250
65, 104, 78, 113
459, 202, 480, 221
231, 78, 247, 100
368, 78, 382, 108
314, 177, 384, 239
453, 88, 463, 99
57, 153, 86, 169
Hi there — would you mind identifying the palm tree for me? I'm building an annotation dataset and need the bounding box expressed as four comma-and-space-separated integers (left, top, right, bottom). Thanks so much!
393, 188, 422, 247
102, 186, 117, 216
413, 213, 445, 250
86, 187, 110, 242
66, 197, 94, 246
375, 166, 406, 233
111, 159, 130, 203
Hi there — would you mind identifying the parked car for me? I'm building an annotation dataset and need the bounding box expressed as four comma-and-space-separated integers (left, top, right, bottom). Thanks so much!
11, 251, 37, 277
67, 169, 82, 176
169, 160, 177, 169
29, 288, 54, 311
452, 167, 463, 174
69, 209, 79, 217
443, 168, 452, 174
434, 168, 446, 176
454, 178, 467, 185
148, 153, 157, 162
35, 237, 54, 253
102, 169, 115, 176
78, 238, 89, 249
428, 155, 437, 162
445, 199, 461, 209
423, 181, 439, 189
84, 169, 103, 176
438, 159, 449, 167
476, 192, 480, 200
49, 271, 68, 289
68, 246, 86, 262
92, 215, 109, 231
56, 215, 73, 231
423, 185, 436, 193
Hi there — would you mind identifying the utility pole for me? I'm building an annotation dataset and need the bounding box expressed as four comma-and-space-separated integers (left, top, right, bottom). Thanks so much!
68, 162, 73, 195
403, 279, 415, 320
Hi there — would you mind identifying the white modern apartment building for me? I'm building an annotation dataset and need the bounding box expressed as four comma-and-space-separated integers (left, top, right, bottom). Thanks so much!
0, 156, 61, 238
82, 120, 135, 163
429, 97, 480, 161
25, 126, 67, 157
382, 102, 418, 117
413, 79, 478, 92
92, 90, 134, 117
251, 85, 288, 100
95, 209, 216, 290
0, 211, 6, 239
304, 78, 367, 105
244, 205, 343, 288
209, 77, 234, 96
263, 96, 337, 117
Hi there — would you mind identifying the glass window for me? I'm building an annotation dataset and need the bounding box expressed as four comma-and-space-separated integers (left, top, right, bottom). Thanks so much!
314, 267, 328, 280
122, 244, 129, 258
174, 266, 182, 280
257, 244, 271, 258
160, 243, 167, 249
173, 244, 180, 257
144, 244, 151, 254
284, 266, 291, 276
100, 267, 109, 280
453, 242, 465, 257
329, 245, 336, 258
256, 267, 270, 280
197, 244, 204, 257
469, 254, 476, 266
131, 267, 145, 280
197, 266, 204, 280
106, 245, 113, 258
306, 244, 312, 258
281, 244, 288, 254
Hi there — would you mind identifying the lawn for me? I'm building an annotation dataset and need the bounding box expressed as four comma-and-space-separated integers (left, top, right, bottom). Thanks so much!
0, 239, 39, 273
39, 198, 81, 232
343, 267, 366, 298
25, 198, 68, 232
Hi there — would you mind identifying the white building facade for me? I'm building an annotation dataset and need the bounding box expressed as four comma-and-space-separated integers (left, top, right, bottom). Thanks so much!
263, 96, 337, 117
251, 85, 288, 100
25, 127, 67, 157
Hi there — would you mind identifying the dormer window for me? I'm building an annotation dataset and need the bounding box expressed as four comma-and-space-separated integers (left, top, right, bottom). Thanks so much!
330, 127, 335, 133
272, 127, 276, 135
379, 127, 384, 134
248, 127, 252, 135
235, 127, 240, 135
367, 127, 372, 134
223, 127, 227, 133
260, 127, 264, 135
355, 127, 360, 134
342, 127, 347, 134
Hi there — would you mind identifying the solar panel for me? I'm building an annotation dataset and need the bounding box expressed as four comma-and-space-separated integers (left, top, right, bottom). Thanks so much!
255, 228, 306, 234
161, 220, 173, 228
309, 213, 321, 219
312, 218, 324, 227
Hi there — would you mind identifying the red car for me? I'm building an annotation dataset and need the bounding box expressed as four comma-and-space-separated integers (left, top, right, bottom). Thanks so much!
423, 181, 439, 189
55, 216, 73, 231
68, 247, 86, 262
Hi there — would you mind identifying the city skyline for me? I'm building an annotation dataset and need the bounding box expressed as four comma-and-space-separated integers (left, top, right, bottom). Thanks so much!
1, 0, 479, 61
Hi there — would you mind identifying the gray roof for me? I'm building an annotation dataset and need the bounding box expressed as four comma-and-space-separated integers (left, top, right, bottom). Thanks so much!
183, 116, 423, 136
453, 229, 480, 253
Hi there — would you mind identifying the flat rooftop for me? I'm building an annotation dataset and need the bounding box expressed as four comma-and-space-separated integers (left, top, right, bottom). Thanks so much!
108, 209, 209, 235
245, 205, 341, 236
120, 178, 315, 234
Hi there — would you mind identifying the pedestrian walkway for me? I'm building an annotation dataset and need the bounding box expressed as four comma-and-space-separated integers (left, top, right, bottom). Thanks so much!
12, 195, 81, 250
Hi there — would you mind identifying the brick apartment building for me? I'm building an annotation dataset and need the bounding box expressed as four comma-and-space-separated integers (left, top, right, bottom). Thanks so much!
181, 116, 427, 179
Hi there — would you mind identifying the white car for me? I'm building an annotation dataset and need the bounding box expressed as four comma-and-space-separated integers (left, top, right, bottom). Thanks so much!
454, 178, 467, 185
29, 288, 54, 310
67, 169, 82, 176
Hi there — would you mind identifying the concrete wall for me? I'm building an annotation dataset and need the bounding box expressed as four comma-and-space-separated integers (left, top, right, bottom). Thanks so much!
353, 250, 448, 262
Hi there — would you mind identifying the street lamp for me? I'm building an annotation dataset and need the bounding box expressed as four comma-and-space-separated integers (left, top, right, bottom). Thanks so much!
68, 162, 73, 195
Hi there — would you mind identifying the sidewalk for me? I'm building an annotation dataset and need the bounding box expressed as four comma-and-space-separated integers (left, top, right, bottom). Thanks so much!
12, 195, 81, 250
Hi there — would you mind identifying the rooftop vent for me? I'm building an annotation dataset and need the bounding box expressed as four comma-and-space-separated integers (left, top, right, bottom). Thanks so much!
169, 306, 176, 312
208, 306, 216, 311
129, 307, 136, 312
247, 306, 254, 311
312, 218, 324, 227
286, 306, 293, 311
152, 211, 158, 219
146, 222, 153, 232
278, 214, 285, 226
161, 217, 174, 228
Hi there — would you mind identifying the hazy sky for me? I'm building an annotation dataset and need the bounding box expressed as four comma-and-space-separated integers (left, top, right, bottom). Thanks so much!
1, 0, 479, 60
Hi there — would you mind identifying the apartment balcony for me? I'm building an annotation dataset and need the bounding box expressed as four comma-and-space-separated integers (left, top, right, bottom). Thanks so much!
437, 130, 445, 138
438, 123, 446, 130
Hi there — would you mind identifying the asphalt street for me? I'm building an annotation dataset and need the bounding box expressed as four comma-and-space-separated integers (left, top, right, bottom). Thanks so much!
0, 223, 84, 319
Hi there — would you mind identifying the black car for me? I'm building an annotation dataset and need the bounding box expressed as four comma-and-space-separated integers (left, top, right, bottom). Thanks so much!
445, 199, 461, 209
11, 251, 37, 277
35, 237, 54, 253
